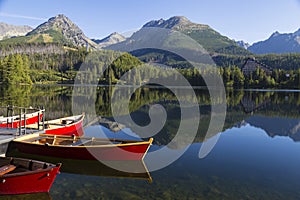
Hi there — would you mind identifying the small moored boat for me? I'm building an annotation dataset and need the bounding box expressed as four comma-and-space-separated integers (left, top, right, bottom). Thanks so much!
0, 157, 61, 195
7, 134, 153, 161
0, 110, 43, 128
43, 114, 84, 136
27, 114, 84, 136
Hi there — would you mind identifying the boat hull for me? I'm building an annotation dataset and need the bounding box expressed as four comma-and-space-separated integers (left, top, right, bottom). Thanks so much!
44, 120, 84, 136
9, 141, 151, 161
0, 158, 60, 195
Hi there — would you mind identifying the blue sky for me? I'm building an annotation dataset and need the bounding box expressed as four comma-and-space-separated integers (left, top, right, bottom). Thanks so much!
1, 0, 300, 44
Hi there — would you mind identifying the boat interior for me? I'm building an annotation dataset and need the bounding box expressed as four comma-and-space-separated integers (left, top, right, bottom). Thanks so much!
26, 115, 82, 130
0, 157, 54, 176
25, 135, 130, 146
45, 117, 78, 127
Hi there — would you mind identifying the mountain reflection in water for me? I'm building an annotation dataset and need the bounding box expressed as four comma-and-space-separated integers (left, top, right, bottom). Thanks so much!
1, 85, 300, 199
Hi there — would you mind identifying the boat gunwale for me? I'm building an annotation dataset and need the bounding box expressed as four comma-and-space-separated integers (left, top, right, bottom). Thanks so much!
0, 109, 44, 123
12, 133, 153, 148
44, 113, 84, 129
1, 164, 60, 178
0, 157, 61, 178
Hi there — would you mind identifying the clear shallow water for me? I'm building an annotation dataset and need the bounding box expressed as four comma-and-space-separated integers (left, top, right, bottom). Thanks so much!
1, 85, 300, 199
47, 124, 300, 200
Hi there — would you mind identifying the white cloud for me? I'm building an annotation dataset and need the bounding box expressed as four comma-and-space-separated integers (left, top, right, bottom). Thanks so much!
0, 12, 47, 21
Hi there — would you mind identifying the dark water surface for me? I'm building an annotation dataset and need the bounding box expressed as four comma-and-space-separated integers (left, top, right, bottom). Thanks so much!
1, 85, 300, 199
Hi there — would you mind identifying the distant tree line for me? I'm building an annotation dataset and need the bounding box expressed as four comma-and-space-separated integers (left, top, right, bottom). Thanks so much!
213, 53, 300, 70
219, 66, 300, 88
0, 54, 32, 85
0, 43, 65, 57
1, 42, 300, 88
0, 44, 88, 84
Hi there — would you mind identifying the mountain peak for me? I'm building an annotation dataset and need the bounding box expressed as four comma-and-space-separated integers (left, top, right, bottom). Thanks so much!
248, 29, 300, 54
293, 28, 300, 36
109, 16, 250, 55
27, 14, 97, 48
110, 32, 123, 37
270, 31, 280, 38
236, 40, 250, 49
54, 14, 67, 19
143, 16, 194, 29
34, 14, 79, 33
0, 22, 32, 40
142, 16, 211, 33
167, 16, 190, 24
48, 14, 73, 25
93, 32, 126, 48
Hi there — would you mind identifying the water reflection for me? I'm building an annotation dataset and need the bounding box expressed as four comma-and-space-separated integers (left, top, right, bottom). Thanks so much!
243, 116, 300, 142
48, 124, 300, 200
0, 192, 52, 200
1, 85, 300, 199
0, 85, 300, 143
241, 91, 271, 113
4, 151, 152, 183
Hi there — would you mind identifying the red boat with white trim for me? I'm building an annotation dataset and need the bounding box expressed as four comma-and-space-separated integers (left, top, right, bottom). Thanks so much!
26, 114, 85, 136
0, 110, 43, 128
8, 133, 153, 161
0, 157, 61, 195
43, 114, 84, 136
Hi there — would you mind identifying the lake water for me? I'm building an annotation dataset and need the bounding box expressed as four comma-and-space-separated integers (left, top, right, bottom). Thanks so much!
1, 85, 300, 199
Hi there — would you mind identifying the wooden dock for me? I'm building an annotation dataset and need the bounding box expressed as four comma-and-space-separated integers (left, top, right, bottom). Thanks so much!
0, 128, 44, 156
0, 129, 19, 144
0, 105, 46, 156
0, 134, 13, 156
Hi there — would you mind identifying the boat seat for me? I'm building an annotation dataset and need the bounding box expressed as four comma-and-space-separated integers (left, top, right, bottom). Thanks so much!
0, 165, 16, 176
70, 139, 92, 146
45, 123, 66, 126
25, 136, 47, 143
62, 119, 75, 125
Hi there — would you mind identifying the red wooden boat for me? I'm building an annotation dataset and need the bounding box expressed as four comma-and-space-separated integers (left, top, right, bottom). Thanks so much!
8, 133, 153, 161
0, 110, 43, 128
0, 157, 61, 195
44, 114, 84, 136
26, 114, 84, 136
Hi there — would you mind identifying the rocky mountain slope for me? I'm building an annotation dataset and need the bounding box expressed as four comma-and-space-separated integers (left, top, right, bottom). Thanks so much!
27, 14, 97, 48
1, 14, 97, 49
245, 115, 300, 142
236, 40, 250, 49
248, 29, 300, 54
0, 22, 32, 40
92, 32, 126, 48
108, 16, 250, 55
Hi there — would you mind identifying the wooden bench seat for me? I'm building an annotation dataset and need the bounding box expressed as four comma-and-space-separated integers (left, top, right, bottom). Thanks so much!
70, 139, 93, 146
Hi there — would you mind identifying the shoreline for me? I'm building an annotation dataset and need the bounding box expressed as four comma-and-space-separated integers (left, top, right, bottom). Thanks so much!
31, 83, 300, 92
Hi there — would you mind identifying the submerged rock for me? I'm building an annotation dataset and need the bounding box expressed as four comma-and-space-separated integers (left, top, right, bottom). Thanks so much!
98, 116, 126, 132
